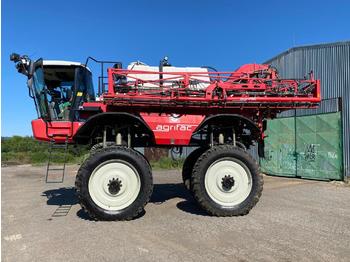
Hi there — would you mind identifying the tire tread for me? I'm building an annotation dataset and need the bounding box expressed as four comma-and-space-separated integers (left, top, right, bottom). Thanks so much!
191, 145, 263, 216
75, 146, 153, 221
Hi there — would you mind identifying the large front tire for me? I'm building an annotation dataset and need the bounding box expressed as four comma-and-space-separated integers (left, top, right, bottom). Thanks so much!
75, 146, 153, 221
90, 142, 116, 153
191, 145, 263, 216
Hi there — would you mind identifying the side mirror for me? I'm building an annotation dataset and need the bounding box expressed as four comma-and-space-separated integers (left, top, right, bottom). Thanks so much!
10, 53, 21, 62
10, 53, 33, 77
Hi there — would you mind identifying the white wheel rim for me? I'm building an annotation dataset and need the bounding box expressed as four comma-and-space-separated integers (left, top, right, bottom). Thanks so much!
204, 158, 252, 207
88, 160, 141, 211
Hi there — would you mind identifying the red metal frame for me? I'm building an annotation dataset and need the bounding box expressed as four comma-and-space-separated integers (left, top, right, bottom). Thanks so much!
30, 63, 321, 145
31, 119, 82, 143
140, 113, 205, 145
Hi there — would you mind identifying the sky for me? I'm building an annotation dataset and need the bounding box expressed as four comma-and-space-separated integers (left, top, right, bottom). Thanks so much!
2, 0, 350, 136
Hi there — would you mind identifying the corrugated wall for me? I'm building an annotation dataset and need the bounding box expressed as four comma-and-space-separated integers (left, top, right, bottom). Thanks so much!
264, 41, 350, 178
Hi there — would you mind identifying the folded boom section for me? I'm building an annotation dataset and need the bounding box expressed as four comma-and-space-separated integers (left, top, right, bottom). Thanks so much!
104, 64, 320, 111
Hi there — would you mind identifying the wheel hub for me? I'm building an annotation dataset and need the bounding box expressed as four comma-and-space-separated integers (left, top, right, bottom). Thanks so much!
205, 158, 252, 207
107, 178, 122, 195
221, 175, 235, 191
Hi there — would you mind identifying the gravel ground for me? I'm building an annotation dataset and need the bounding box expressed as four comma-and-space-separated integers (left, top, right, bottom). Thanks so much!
2, 165, 350, 262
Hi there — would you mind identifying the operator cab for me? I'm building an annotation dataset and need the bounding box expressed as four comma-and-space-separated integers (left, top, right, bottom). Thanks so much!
11, 53, 95, 122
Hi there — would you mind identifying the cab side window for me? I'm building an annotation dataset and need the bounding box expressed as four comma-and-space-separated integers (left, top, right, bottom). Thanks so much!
70, 68, 95, 121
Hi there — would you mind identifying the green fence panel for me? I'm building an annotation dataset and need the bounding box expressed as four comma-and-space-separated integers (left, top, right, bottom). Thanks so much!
295, 115, 318, 178
296, 112, 343, 180
261, 112, 343, 180
260, 117, 296, 177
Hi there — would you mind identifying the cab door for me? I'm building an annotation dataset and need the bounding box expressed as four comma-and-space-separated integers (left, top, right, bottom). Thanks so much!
29, 60, 75, 141
28, 59, 51, 121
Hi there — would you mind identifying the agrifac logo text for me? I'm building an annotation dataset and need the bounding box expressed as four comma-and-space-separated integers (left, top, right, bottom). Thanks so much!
154, 124, 197, 132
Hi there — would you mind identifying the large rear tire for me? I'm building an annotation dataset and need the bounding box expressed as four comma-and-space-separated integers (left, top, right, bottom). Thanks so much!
182, 147, 208, 192
75, 146, 153, 221
191, 145, 263, 216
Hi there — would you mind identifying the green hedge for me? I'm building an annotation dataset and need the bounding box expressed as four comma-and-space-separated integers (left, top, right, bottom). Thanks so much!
1, 136, 88, 165
1, 136, 184, 169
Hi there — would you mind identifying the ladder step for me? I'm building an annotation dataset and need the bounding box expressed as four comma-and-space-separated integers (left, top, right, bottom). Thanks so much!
46, 137, 69, 184
46, 180, 64, 184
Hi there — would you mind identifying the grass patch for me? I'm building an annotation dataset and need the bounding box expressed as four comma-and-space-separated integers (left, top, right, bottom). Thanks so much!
150, 157, 184, 170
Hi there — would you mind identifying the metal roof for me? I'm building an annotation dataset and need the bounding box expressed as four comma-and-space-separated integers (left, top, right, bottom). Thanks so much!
43, 60, 91, 72
264, 40, 350, 64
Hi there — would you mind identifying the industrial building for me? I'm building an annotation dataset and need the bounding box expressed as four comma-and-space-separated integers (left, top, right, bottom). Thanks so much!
261, 41, 349, 181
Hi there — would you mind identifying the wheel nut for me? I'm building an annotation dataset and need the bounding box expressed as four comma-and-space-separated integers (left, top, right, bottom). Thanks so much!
221, 175, 235, 191
108, 178, 122, 195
